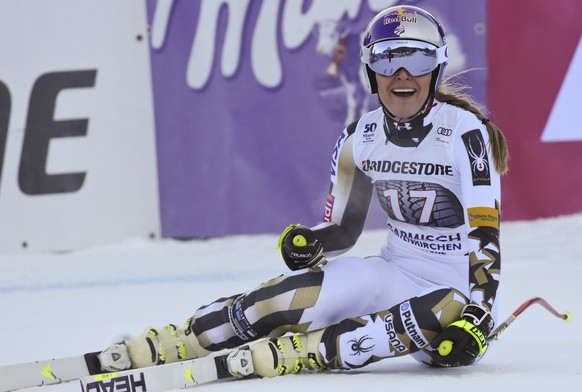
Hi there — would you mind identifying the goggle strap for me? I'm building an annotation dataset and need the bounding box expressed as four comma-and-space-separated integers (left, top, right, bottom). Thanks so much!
360, 45, 371, 63
436, 44, 448, 64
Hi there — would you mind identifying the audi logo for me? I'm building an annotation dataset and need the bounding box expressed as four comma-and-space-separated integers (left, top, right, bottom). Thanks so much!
437, 127, 452, 136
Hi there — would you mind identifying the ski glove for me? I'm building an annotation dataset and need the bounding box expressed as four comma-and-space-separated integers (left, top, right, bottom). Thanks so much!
430, 304, 494, 367
277, 224, 326, 271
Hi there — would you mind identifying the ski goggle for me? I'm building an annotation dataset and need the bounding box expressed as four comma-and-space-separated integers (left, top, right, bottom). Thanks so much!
361, 39, 448, 77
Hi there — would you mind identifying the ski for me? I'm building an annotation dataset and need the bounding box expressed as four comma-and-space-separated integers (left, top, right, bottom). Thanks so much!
0, 352, 102, 392
79, 349, 254, 392
1, 297, 570, 392
0, 348, 253, 392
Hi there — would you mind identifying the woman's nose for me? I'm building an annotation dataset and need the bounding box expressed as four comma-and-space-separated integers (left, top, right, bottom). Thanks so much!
393, 67, 411, 79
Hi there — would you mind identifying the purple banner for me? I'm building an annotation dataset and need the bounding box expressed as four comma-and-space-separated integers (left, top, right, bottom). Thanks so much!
146, 0, 487, 238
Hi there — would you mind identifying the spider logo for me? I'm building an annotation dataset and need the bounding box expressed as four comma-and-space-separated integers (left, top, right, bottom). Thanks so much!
348, 335, 375, 356
467, 136, 489, 175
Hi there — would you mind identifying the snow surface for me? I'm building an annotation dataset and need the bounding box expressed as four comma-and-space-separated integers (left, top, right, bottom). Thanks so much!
1, 213, 581, 391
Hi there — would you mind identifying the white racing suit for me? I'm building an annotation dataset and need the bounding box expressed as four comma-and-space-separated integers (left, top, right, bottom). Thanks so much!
171, 100, 501, 370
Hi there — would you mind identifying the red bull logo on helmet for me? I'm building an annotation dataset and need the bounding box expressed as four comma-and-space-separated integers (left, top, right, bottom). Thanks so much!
383, 8, 417, 25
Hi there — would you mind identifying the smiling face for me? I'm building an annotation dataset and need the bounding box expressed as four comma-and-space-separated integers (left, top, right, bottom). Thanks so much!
375, 68, 432, 121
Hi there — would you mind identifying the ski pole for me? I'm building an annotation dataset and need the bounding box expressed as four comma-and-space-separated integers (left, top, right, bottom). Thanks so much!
437, 296, 572, 356
487, 296, 572, 342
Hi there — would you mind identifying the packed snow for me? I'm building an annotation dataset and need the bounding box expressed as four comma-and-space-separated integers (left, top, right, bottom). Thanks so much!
1, 213, 581, 391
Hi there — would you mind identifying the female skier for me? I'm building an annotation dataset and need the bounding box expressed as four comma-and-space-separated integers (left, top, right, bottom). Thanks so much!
99, 5, 509, 376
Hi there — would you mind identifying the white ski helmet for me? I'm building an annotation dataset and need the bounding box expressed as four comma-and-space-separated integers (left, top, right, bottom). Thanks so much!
361, 5, 448, 94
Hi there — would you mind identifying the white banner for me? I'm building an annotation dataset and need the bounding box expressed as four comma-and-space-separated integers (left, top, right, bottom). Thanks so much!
0, 0, 160, 253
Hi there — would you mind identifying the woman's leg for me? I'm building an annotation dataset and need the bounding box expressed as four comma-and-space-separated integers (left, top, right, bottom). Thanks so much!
249, 287, 468, 377
192, 256, 424, 351
102, 256, 453, 370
